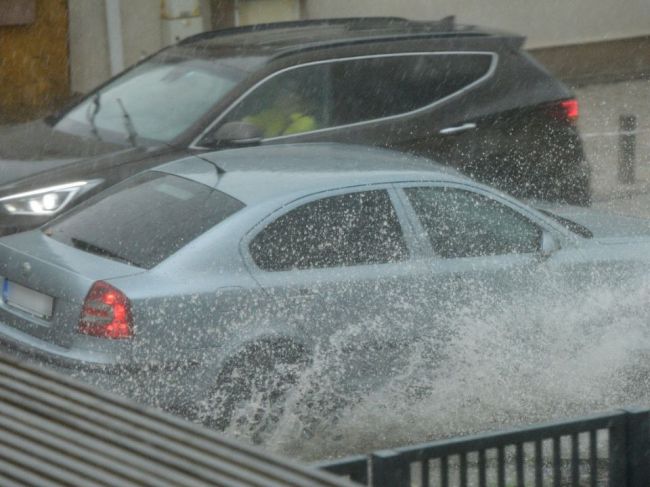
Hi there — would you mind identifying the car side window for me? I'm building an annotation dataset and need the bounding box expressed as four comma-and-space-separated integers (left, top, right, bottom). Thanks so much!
250, 190, 409, 271
222, 64, 330, 138
330, 54, 493, 125
405, 187, 542, 258
221, 53, 492, 138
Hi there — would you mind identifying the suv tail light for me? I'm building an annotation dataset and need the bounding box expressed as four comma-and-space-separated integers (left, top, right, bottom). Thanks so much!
79, 281, 133, 339
548, 98, 579, 124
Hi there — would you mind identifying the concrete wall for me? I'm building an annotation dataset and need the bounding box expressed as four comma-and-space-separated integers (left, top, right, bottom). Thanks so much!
66, 0, 650, 95
68, 0, 212, 94
305, 0, 650, 49
121, 0, 162, 68
68, 0, 110, 95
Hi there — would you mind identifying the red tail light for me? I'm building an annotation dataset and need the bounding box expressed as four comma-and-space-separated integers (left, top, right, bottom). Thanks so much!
79, 281, 133, 339
548, 98, 579, 124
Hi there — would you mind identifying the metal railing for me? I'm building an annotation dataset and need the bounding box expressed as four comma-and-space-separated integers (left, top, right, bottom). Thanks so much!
0, 352, 354, 487
316, 408, 650, 486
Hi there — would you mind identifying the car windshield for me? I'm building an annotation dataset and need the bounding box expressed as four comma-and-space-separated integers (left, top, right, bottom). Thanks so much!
43, 171, 244, 268
54, 54, 248, 145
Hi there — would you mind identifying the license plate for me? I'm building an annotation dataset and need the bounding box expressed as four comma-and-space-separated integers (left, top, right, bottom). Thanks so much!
2, 278, 54, 319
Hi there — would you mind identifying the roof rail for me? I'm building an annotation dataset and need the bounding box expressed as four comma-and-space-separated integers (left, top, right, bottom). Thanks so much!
179, 16, 455, 46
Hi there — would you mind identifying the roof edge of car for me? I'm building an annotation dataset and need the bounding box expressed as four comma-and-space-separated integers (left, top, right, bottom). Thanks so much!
267, 32, 523, 61
179, 15, 457, 45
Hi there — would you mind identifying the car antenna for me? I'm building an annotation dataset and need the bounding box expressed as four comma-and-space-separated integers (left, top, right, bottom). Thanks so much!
192, 153, 226, 185
86, 92, 103, 141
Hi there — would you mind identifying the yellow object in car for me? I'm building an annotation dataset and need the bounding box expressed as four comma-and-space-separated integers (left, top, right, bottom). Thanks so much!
244, 109, 316, 138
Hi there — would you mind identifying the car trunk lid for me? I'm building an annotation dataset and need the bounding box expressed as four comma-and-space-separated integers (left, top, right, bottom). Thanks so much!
0, 231, 145, 347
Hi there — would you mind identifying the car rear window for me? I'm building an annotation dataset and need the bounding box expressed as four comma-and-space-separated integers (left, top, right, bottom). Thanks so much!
44, 172, 244, 269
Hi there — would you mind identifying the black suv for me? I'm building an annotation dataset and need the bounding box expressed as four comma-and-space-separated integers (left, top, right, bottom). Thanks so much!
0, 16, 589, 235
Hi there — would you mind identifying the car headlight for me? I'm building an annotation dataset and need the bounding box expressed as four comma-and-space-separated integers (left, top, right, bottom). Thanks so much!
0, 181, 98, 216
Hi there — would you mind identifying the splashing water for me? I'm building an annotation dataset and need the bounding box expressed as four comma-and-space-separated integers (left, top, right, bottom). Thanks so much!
222, 274, 650, 461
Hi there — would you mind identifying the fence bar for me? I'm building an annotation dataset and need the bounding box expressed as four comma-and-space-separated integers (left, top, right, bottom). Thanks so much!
440, 456, 448, 487
421, 459, 429, 487
553, 436, 561, 487
516, 443, 524, 487
618, 114, 637, 184
478, 449, 486, 487
623, 407, 650, 487
589, 429, 597, 487
459, 453, 467, 487
609, 415, 626, 486
497, 446, 505, 487
570, 433, 580, 487
371, 450, 408, 487
534, 440, 543, 487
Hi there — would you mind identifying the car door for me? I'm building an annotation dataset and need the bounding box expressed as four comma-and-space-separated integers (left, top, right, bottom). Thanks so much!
242, 186, 439, 385
396, 182, 564, 346
205, 52, 496, 163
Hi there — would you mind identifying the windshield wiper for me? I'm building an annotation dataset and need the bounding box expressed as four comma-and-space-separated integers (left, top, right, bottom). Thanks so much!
85, 92, 103, 141
71, 238, 143, 267
116, 98, 140, 148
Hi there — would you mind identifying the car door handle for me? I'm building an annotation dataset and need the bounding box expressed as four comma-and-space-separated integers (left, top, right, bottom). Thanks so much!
439, 123, 477, 135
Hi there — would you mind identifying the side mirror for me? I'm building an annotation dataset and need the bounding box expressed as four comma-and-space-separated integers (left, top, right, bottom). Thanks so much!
202, 122, 263, 148
540, 231, 560, 259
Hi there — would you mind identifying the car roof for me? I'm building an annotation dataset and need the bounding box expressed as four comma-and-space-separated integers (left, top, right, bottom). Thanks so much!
178, 17, 522, 60
158, 143, 471, 206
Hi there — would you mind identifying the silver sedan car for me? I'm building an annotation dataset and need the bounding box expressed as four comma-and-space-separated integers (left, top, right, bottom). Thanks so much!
0, 143, 647, 430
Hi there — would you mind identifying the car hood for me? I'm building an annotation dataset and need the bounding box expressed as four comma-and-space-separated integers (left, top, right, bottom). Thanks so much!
540, 205, 650, 240
0, 119, 122, 185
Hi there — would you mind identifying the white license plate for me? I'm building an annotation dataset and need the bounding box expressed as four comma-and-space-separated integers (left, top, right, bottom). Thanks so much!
2, 278, 54, 319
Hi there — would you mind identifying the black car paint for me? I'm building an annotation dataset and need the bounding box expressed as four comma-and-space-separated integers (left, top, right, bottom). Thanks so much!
0, 17, 590, 237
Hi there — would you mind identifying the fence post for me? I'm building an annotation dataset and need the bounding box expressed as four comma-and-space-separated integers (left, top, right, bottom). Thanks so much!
618, 114, 637, 184
370, 450, 409, 487
623, 407, 650, 487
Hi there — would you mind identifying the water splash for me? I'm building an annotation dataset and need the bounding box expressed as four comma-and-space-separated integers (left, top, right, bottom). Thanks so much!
224, 275, 650, 461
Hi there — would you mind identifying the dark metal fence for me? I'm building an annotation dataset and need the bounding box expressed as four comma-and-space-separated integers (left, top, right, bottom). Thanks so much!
316, 408, 650, 486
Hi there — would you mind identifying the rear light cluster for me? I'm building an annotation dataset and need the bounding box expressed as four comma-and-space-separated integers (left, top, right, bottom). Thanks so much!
548, 98, 579, 124
78, 281, 133, 339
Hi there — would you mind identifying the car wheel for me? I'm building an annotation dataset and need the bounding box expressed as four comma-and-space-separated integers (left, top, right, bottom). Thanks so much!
204, 343, 308, 440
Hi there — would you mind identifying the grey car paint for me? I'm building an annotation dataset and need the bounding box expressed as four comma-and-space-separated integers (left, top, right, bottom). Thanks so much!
0, 144, 644, 415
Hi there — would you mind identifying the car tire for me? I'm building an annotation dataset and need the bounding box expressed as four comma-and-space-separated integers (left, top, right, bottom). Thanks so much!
204, 342, 308, 440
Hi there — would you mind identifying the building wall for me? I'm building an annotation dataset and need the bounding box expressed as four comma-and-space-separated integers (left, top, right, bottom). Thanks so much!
68, 0, 110, 95
0, 0, 70, 122
68, 0, 162, 94
237, 0, 300, 26
121, 0, 163, 68
65, 0, 650, 97
68, 0, 212, 94
304, 0, 650, 49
